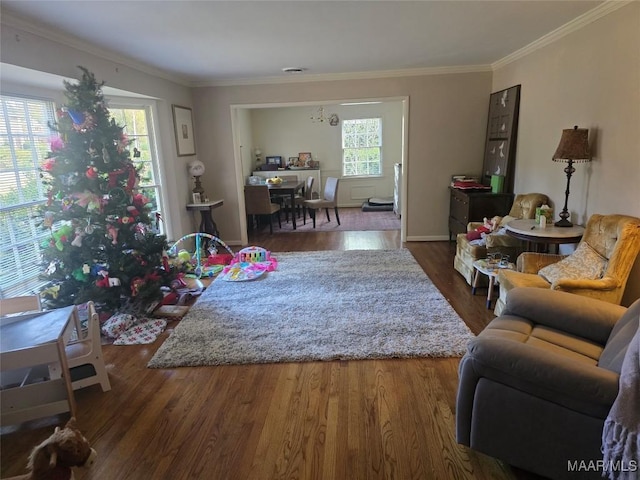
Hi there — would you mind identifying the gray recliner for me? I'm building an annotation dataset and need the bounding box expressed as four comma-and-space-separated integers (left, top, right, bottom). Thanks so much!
456, 287, 639, 480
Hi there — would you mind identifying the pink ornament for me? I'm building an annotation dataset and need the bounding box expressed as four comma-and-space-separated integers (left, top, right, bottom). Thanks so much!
50, 136, 64, 151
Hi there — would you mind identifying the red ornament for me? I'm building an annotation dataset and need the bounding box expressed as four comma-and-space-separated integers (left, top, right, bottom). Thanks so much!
42, 158, 56, 171
86, 166, 98, 179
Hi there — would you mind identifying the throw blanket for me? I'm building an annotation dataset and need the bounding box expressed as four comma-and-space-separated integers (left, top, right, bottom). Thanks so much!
602, 326, 640, 480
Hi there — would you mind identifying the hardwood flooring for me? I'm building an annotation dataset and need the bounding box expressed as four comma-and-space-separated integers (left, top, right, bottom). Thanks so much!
0, 231, 544, 480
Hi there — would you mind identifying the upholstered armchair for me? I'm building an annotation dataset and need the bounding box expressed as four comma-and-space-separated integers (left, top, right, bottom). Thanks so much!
457, 287, 640, 480
495, 214, 640, 316
454, 193, 548, 285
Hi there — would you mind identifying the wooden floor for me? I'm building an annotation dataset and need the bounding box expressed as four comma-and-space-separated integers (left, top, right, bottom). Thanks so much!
0, 231, 544, 480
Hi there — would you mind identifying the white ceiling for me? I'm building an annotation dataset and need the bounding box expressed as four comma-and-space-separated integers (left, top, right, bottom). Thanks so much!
2, 0, 605, 86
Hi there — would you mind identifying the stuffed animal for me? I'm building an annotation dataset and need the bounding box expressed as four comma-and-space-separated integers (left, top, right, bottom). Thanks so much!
4, 417, 96, 480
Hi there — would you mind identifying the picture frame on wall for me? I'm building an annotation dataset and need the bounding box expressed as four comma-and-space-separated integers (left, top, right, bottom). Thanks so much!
172, 105, 196, 156
266, 156, 283, 167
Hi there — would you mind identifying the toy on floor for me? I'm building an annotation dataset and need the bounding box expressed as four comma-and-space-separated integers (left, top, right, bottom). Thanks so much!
168, 233, 234, 278
219, 246, 277, 282
5, 417, 96, 480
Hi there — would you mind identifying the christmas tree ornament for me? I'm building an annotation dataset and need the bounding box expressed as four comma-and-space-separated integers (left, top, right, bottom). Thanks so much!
67, 108, 85, 125
50, 136, 64, 151
42, 157, 56, 171
43, 211, 55, 228
86, 166, 98, 179
71, 227, 85, 247
45, 261, 57, 275
106, 224, 119, 244
102, 147, 110, 163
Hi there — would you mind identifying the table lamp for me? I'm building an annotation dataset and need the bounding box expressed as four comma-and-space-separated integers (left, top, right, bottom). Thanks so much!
188, 160, 206, 197
552, 126, 591, 227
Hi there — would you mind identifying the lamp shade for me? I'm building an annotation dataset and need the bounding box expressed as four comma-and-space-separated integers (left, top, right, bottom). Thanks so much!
552, 126, 591, 163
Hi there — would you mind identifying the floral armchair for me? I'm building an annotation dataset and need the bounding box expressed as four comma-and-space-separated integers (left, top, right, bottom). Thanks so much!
495, 214, 640, 315
454, 193, 549, 285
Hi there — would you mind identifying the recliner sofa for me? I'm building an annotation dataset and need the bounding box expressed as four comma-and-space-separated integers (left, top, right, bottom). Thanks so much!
456, 287, 640, 480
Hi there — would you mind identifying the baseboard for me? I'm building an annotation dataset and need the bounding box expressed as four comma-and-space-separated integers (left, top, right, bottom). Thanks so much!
406, 235, 450, 242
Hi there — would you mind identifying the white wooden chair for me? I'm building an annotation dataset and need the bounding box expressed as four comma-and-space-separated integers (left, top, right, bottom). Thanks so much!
64, 301, 111, 392
47, 301, 111, 391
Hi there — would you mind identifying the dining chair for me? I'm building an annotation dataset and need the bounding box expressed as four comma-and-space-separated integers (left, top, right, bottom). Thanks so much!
284, 175, 314, 224
244, 185, 282, 234
303, 177, 340, 228
62, 301, 112, 392
0, 295, 41, 316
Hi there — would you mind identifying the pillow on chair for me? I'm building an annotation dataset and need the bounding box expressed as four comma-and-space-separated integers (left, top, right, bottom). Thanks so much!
538, 242, 608, 285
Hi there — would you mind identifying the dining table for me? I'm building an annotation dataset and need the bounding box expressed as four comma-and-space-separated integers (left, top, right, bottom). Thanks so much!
266, 180, 304, 229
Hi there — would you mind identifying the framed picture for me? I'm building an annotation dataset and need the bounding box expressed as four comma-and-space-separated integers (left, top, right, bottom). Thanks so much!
192, 193, 201, 204
266, 156, 283, 167
172, 105, 196, 156
298, 152, 312, 167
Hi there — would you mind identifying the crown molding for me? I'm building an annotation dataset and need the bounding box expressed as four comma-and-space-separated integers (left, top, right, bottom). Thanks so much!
492, 0, 633, 70
1, 10, 193, 87
192, 64, 493, 88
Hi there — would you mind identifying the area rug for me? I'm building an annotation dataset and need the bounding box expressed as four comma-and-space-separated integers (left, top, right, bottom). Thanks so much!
148, 249, 474, 368
270, 207, 400, 233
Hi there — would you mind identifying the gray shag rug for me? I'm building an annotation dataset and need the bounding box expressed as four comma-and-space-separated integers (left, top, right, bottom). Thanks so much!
148, 249, 474, 368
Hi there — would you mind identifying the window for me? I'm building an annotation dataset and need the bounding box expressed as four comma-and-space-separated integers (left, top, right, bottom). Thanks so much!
108, 104, 166, 235
342, 118, 382, 177
0, 95, 56, 298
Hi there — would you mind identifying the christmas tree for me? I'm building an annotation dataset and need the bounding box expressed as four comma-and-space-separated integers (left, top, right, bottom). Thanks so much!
38, 67, 175, 314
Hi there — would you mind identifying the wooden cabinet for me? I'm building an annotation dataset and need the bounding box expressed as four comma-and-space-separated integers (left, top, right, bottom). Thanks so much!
448, 187, 513, 240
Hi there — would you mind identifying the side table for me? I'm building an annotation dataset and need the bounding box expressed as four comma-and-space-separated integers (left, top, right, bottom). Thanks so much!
505, 219, 584, 253
472, 259, 515, 309
187, 199, 223, 237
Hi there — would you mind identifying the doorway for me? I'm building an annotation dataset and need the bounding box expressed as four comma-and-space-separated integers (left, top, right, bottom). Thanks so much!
230, 97, 409, 245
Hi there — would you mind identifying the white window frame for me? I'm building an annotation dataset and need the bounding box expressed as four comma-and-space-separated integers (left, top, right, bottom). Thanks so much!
107, 97, 172, 240
342, 117, 383, 177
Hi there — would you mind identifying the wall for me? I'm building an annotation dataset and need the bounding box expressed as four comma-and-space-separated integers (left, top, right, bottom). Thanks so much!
0, 21, 196, 241
247, 101, 403, 206
193, 72, 492, 243
492, 2, 640, 303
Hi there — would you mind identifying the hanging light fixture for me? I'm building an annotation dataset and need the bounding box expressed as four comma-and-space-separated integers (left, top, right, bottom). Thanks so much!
310, 106, 339, 126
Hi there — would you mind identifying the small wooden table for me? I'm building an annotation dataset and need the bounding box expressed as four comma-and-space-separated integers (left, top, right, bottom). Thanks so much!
472, 259, 515, 309
267, 180, 304, 230
1, 306, 79, 425
187, 199, 223, 237
505, 219, 584, 252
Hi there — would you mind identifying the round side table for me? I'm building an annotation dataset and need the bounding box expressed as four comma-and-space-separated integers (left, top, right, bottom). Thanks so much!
505, 219, 584, 252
